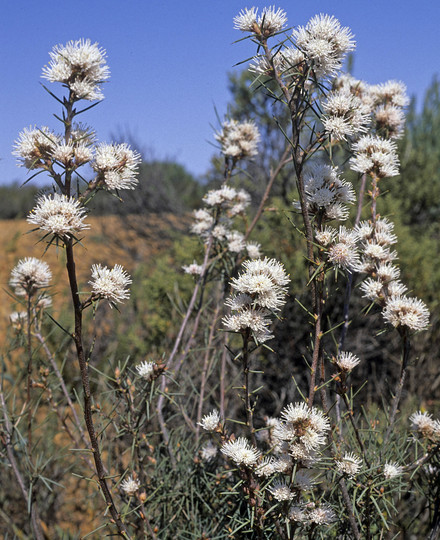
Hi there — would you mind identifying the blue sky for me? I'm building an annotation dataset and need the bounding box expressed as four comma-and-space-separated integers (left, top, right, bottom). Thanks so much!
1, 0, 439, 185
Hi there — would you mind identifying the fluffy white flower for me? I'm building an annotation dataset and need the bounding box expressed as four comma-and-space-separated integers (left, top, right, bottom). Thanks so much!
350, 135, 399, 178
120, 475, 140, 496
92, 143, 141, 190
234, 6, 287, 37
13, 126, 61, 169
383, 462, 403, 479
42, 39, 110, 101
269, 480, 294, 501
226, 230, 246, 253
383, 295, 430, 331
335, 351, 361, 372
9, 311, 28, 330
200, 441, 218, 462
335, 452, 362, 477
410, 411, 440, 439
10, 257, 52, 297
246, 242, 262, 259
374, 104, 406, 139
293, 14, 355, 79
89, 264, 132, 304
370, 80, 409, 108
322, 91, 371, 140
135, 361, 156, 380
221, 437, 261, 467
182, 262, 204, 276
198, 410, 220, 431
215, 119, 260, 160
28, 193, 89, 237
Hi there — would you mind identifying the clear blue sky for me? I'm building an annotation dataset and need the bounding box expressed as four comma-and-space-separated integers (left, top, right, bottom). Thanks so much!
1, 0, 439, 185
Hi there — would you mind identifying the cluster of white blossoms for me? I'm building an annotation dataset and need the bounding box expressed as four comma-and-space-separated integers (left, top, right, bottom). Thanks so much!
135, 360, 156, 381
189, 185, 260, 259
334, 351, 361, 373
221, 437, 261, 467
92, 143, 141, 190
294, 164, 355, 223
13, 124, 95, 172
321, 90, 371, 141
233, 6, 287, 37
215, 119, 260, 160
200, 441, 218, 462
9, 311, 28, 331
350, 135, 400, 178
13, 126, 61, 170
410, 411, 440, 441
89, 264, 132, 305
120, 474, 140, 496
292, 14, 355, 80
334, 75, 409, 140
383, 462, 403, 480
28, 193, 89, 238
42, 39, 110, 101
10, 257, 52, 297
324, 226, 360, 272
198, 410, 221, 432
289, 502, 336, 525
356, 218, 430, 332
223, 258, 290, 343
249, 47, 306, 82
335, 453, 362, 477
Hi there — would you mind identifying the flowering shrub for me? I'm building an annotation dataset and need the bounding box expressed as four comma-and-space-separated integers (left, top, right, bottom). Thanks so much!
1, 7, 439, 540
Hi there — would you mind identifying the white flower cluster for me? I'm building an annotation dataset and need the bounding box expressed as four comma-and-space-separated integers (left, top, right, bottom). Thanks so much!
135, 360, 156, 381
198, 410, 221, 432
410, 411, 440, 441
215, 119, 260, 160
14, 125, 95, 172
326, 226, 359, 272
89, 264, 132, 305
10, 257, 52, 297
357, 218, 430, 331
92, 143, 141, 190
221, 437, 261, 467
223, 258, 290, 343
13, 126, 61, 170
9, 311, 28, 331
294, 164, 355, 223
289, 502, 336, 525
190, 185, 259, 259
120, 475, 140, 496
42, 39, 110, 101
334, 75, 408, 140
350, 135, 400, 178
335, 452, 362, 477
383, 461, 403, 480
334, 351, 361, 372
322, 90, 371, 141
28, 193, 89, 238
292, 14, 355, 80
250, 47, 305, 83
233, 6, 287, 37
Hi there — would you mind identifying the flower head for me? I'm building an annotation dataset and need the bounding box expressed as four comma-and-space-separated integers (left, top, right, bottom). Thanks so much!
292, 14, 355, 79
221, 437, 261, 467
10, 257, 52, 297
383, 462, 403, 480
92, 143, 141, 190
28, 193, 89, 238
269, 480, 294, 501
89, 264, 132, 305
200, 441, 218, 462
234, 6, 287, 37
383, 295, 430, 331
215, 119, 260, 160
120, 475, 140, 496
135, 361, 156, 381
13, 127, 61, 170
198, 410, 221, 432
350, 135, 399, 178
334, 351, 361, 372
42, 39, 110, 101
410, 411, 440, 440
335, 452, 362, 477
322, 91, 370, 141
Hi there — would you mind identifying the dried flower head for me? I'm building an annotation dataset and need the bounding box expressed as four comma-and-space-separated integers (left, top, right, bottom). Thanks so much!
42, 39, 110, 101
92, 143, 141, 190
10, 257, 52, 297
221, 437, 261, 467
28, 193, 89, 238
89, 264, 132, 305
